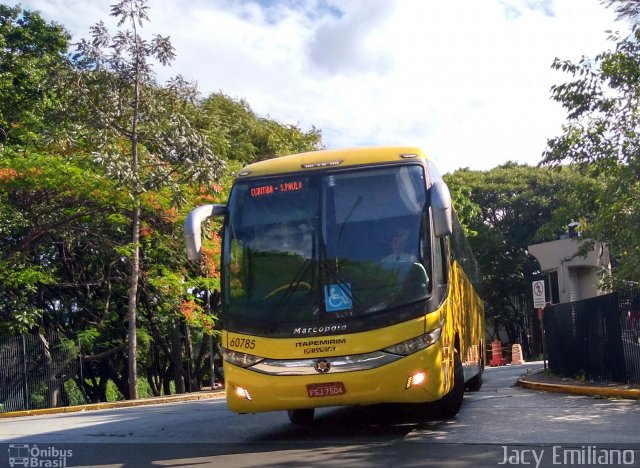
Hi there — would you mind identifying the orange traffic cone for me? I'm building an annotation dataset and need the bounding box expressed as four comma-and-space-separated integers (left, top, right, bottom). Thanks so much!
511, 343, 525, 365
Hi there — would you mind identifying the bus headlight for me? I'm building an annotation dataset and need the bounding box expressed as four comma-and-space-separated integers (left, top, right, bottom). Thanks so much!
223, 348, 264, 368
384, 327, 442, 356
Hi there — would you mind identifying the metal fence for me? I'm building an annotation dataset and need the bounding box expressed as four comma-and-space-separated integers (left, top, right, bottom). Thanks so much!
0, 333, 79, 413
619, 289, 640, 384
0, 327, 221, 413
543, 290, 640, 384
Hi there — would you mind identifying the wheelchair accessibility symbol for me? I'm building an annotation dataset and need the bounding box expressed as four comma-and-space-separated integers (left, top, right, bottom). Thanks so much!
324, 283, 352, 312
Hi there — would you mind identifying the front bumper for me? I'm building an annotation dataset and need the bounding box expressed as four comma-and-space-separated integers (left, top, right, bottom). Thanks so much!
224, 344, 446, 413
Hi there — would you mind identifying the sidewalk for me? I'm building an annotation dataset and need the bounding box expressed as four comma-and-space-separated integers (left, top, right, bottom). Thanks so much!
518, 369, 640, 400
0, 388, 226, 419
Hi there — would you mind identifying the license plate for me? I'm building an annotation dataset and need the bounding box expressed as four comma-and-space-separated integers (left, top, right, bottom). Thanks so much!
307, 382, 346, 398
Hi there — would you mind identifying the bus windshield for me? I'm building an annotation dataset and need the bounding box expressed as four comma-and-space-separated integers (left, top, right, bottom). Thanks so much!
223, 165, 431, 326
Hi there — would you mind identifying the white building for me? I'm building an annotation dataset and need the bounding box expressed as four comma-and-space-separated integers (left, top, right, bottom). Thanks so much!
528, 232, 611, 304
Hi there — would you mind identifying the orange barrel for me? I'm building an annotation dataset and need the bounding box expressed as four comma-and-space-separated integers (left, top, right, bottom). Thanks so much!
511, 344, 525, 365
489, 340, 504, 366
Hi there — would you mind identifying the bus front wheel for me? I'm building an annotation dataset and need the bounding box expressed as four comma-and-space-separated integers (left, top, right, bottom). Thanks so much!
287, 408, 315, 425
431, 349, 464, 418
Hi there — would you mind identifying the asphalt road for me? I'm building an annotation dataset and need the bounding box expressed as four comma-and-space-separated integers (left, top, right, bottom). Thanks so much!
2, 362, 640, 467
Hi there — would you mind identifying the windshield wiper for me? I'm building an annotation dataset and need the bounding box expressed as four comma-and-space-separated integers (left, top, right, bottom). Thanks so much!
334, 195, 363, 269
266, 257, 366, 320
266, 257, 315, 319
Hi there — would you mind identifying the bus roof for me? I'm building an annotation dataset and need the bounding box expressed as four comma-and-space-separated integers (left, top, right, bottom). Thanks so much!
236, 146, 431, 179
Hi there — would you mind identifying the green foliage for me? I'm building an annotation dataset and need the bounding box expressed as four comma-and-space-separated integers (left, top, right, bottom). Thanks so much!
445, 164, 601, 339
602, 0, 640, 29
105, 379, 125, 402
63, 379, 87, 406
67, 0, 229, 399
0, 261, 54, 333
71, 5, 225, 197
55, 334, 79, 360
77, 328, 100, 351
136, 377, 155, 399
447, 182, 480, 237
0, 0, 325, 405
0, 5, 71, 146
102, 377, 157, 401
0, 150, 128, 334
200, 92, 323, 164
29, 380, 48, 408
544, 26, 640, 286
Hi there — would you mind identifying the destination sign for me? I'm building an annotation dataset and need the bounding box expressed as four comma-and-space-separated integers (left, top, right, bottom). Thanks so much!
250, 180, 304, 197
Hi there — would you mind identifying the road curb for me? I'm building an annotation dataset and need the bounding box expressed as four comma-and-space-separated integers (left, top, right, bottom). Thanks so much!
0, 391, 226, 419
518, 377, 640, 400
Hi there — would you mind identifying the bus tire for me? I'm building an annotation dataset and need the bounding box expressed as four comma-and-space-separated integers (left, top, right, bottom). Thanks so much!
466, 368, 483, 392
431, 349, 464, 418
287, 408, 315, 425
466, 347, 484, 392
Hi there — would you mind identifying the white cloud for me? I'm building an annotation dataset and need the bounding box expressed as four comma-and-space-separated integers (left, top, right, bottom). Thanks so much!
306, 1, 396, 75
10, 0, 628, 174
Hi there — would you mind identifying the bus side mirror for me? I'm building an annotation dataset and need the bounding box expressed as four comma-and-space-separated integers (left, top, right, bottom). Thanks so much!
431, 181, 452, 238
184, 204, 228, 261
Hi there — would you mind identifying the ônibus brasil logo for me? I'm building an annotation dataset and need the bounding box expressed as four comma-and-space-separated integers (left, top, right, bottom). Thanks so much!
8, 444, 73, 467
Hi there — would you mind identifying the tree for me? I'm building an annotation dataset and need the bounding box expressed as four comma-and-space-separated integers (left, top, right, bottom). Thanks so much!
0, 149, 138, 406
200, 92, 323, 164
0, 5, 70, 146
0, 0, 325, 404
0, 147, 228, 402
543, 21, 640, 286
70, 0, 224, 399
445, 164, 602, 347
602, 0, 640, 28
0, 151, 126, 332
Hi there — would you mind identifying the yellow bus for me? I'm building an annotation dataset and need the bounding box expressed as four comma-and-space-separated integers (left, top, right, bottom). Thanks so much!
185, 146, 484, 424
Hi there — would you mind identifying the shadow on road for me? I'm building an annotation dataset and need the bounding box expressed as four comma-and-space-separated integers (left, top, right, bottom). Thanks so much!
250, 403, 456, 443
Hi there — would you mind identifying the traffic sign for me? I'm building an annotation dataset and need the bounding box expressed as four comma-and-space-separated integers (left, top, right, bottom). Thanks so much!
532, 280, 546, 308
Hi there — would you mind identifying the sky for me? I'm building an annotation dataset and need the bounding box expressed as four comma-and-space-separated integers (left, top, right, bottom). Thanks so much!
10, 0, 630, 174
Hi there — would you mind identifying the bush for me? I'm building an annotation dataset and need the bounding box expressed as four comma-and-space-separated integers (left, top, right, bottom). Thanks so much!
105, 380, 124, 401
63, 378, 87, 406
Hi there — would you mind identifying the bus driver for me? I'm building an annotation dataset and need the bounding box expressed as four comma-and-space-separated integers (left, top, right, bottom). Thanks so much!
381, 228, 417, 263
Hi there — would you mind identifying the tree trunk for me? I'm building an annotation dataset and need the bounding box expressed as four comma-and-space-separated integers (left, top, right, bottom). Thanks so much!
128, 18, 142, 399
142, 306, 172, 396
127, 202, 141, 400
171, 320, 185, 394
194, 334, 208, 390
37, 332, 59, 408
184, 324, 194, 391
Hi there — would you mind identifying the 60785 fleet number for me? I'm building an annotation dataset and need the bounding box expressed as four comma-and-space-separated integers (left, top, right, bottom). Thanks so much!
229, 337, 256, 350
